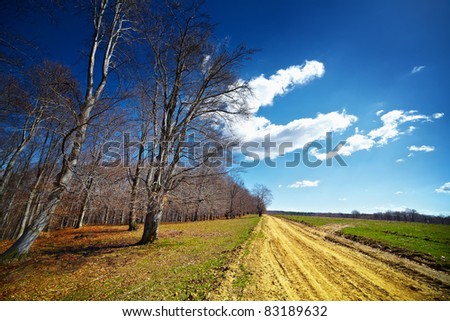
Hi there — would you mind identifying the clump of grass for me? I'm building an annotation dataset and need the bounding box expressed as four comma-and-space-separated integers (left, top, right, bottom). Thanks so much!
233, 264, 251, 290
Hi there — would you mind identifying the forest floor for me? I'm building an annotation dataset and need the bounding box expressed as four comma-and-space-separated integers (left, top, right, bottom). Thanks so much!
210, 215, 450, 300
0, 216, 259, 300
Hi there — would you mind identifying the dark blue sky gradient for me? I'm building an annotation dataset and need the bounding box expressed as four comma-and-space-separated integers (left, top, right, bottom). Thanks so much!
2, 0, 449, 214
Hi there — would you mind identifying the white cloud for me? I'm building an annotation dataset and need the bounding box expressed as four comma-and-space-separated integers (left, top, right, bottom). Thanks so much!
376, 110, 384, 116
396, 158, 405, 163
311, 109, 434, 160
338, 134, 376, 156
231, 110, 357, 159
222, 61, 325, 123
338, 197, 347, 201
244, 60, 325, 113
411, 65, 425, 74
312, 133, 374, 161
277, 184, 283, 188
407, 153, 414, 158
433, 113, 444, 119
408, 145, 435, 152
368, 110, 430, 145
201, 55, 211, 73
373, 205, 409, 212
436, 182, 450, 194
395, 191, 404, 195
288, 180, 320, 188
407, 126, 416, 134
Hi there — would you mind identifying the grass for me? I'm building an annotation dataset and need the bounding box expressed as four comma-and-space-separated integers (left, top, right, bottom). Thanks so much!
0, 215, 260, 300
232, 264, 252, 291
280, 215, 353, 227
279, 214, 450, 269
229, 221, 265, 296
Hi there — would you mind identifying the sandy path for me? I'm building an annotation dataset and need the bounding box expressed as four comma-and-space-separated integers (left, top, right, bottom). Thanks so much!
212, 216, 449, 300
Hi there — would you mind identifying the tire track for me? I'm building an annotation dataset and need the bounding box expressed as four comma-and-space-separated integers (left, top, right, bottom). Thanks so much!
216, 215, 449, 300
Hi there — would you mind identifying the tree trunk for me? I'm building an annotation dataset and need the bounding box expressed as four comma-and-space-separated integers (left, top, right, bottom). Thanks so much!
193, 202, 199, 222
76, 176, 93, 229
16, 166, 47, 239
138, 197, 163, 245
127, 177, 139, 231
0, 188, 17, 239
0, 185, 63, 260
228, 198, 234, 219
104, 204, 110, 225
75, 190, 90, 229
0, 137, 31, 203
1, 152, 33, 240
128, 138, 145, 231
17, 189, 38, 239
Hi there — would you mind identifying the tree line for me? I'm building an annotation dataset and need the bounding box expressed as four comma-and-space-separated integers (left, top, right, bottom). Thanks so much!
0, 0, 272, 260
270, 209, 450, 225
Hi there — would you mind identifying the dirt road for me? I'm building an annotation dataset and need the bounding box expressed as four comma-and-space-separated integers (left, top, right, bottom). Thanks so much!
212, 216, 449, 300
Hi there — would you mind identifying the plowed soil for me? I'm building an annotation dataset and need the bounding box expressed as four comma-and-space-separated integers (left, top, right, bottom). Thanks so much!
212, 216, 450, 300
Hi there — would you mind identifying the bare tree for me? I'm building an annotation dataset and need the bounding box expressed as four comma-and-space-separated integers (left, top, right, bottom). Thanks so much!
0, 74, 44, 203
123, 89, 153, 231
0, 0, 132, 260
0, 146, 35, 238
225, 173, 243, 219
151, 166, 257, 223
252, 184, 273, 216
75, 111, 124, 228
0, 61, 75, 235
133, 1, 252, 244
15, 127, 61, 238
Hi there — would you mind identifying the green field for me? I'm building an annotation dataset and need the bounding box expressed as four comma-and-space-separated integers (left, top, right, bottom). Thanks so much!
279, 215, 450, 269
0, 216, 260, 300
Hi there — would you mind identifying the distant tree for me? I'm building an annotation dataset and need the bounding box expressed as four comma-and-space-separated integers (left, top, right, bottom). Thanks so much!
252, 184, 273, 217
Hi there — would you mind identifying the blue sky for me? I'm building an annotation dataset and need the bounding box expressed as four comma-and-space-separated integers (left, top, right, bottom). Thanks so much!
205, 0, 450, 215
3, 1, 449, 215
